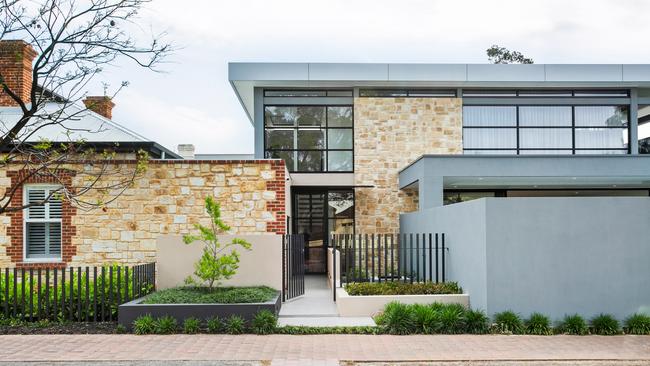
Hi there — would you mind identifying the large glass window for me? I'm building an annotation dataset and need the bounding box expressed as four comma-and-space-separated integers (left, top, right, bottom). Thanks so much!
463, 105, 629, 154
265, 105, 353, 172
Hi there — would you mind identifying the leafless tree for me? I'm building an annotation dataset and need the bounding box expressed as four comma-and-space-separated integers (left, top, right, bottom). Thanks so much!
0, 0, 172, 214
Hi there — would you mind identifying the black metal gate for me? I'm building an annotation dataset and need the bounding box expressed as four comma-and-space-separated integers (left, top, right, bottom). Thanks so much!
282, 234, 305, 301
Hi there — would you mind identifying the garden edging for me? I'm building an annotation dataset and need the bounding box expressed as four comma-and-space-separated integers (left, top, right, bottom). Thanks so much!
336, 287, 469, 317
118, 293, 281, 330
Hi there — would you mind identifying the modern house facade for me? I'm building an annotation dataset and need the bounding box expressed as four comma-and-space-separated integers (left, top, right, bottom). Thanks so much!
229, 62, 650, 317
2, 37, 649, 319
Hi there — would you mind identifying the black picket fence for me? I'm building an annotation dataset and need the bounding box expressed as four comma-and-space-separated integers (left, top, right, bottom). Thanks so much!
0, 263, 155, 322
331, 233, 447, 287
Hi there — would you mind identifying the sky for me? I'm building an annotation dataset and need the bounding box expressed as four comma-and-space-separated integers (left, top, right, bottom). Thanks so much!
94, 0, 650, 154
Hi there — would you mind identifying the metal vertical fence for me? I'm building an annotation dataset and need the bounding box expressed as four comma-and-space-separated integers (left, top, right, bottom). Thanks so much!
282, 234, 305, 301
331, 233, 447, 295
0, 263, 155, 322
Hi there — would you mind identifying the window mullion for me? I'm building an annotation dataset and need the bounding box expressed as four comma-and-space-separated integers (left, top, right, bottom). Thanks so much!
325, 106, 329, 172
572, 106, 576, 155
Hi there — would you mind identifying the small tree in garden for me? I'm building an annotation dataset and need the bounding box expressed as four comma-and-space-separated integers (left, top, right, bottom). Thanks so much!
183, 196, 252, 289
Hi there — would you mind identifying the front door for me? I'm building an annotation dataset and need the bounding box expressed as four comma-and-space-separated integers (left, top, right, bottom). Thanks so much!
292, 188, 355, 274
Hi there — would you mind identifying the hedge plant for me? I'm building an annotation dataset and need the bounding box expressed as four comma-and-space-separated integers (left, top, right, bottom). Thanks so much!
345, 281, 462, 296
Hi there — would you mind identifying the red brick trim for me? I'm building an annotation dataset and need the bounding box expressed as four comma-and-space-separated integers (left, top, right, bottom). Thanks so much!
5, 170, 77, 268
266, 160, 287, 234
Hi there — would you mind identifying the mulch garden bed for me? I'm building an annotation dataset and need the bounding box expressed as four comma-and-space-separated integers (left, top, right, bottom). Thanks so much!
0, 322, 119, 335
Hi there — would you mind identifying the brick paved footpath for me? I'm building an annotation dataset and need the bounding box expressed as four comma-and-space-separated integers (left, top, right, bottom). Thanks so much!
0, 334, 648, 364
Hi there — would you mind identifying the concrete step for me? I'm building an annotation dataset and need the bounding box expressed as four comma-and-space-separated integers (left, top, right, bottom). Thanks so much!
278, 316, 376, 327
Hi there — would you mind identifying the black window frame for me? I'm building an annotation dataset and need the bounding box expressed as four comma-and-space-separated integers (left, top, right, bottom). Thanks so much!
359, 88, 457, 98
264, 104, 354, 173
462, 89, 630, 98
264, 89, 353, 97
462, 104, 631, 155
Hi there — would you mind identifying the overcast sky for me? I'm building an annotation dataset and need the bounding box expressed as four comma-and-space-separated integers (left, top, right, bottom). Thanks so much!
97, 0, 650, 154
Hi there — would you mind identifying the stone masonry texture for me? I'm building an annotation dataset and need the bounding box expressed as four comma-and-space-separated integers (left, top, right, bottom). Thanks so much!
0, 160, 287, 267
354, 97, 462, 233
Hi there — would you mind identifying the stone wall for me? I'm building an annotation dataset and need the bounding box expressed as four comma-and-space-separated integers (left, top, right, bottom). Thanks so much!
354, 97, 462, 233
0, 159, 287, 268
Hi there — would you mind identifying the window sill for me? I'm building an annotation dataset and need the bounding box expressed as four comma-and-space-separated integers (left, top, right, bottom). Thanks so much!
22, 258, 63, 263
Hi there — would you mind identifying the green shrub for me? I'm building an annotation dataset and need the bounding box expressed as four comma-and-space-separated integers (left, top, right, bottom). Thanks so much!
183, 317, 201, 334
225, 315, 246, 334
143, 286, 277, 304
252, 310, 277, 335
558, 314, 588, 335
206, 316, 223, 334
154, 315, 178, 334
344, 281, 462, 296
132, 314, 155, 335
590, 314, 620, 335
0, 265, 150, 322
524, 313, 552, 335
379, 302, 416, 335
624, 313, 650, 335
275, 326, 378, 335
465, 309, 489, 334
115, 324, 127, 334
412, 304, 440, 334
438, 303, 466, 334
493, 310, 523, 334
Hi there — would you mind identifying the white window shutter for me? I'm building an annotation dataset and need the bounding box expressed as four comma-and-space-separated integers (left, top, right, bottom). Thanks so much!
24, 186, 63, 259
27, 188, 46, 219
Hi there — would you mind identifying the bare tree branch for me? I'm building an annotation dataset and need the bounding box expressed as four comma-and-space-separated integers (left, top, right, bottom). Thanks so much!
0, 0, 171, 214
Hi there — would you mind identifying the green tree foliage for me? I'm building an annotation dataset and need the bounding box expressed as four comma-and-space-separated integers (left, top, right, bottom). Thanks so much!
486, 45, 534, 64
183, 197, 252, 289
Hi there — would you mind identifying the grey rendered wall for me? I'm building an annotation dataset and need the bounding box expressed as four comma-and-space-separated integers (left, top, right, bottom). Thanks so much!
400, 200, 488, 311
484, 197, 650, 320
401, 197, 650, 321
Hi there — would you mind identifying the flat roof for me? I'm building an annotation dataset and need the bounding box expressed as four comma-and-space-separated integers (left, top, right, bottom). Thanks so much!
399, 154, 650, 190
229, 62, 650, 123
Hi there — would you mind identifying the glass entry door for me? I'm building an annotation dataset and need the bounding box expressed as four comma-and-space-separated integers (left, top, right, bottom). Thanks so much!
293, 188, 354, 274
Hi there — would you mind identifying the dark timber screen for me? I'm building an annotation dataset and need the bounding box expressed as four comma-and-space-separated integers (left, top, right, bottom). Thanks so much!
0, 263, 155, 322
330, 233, 447, 300
282, 234, 305, 301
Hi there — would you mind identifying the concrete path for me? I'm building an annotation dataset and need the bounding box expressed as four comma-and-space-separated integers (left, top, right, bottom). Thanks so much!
0, 334, 649, 364
279, 275, 339, 317
278, 275, 375, 327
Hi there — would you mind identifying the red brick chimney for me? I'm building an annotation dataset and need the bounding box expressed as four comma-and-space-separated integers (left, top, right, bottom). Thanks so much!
83, 96, 115, 119
0, 40, 38, 106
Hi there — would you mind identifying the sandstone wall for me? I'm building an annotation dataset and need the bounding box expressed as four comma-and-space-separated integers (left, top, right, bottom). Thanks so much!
354, 97, 462, 233
0, 159, 287, 268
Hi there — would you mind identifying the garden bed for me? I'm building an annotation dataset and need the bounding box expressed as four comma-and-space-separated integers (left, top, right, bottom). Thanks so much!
345, 281, 462, 296
336, 284, 468, 317
0, 321, 120, 335
118, 286, 281, 330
